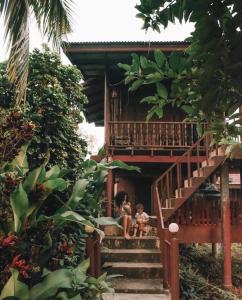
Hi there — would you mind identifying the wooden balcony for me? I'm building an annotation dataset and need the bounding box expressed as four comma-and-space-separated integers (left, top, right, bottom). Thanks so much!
108, 121, 207, 156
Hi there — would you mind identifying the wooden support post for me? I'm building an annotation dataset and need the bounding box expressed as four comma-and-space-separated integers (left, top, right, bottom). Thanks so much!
106, 169, 113, 217
170, 234, 180, 300
162, 239, 169, 289
86, 234, 95, 277
94, 232, 101, 278
104, 72, 110, 150
221, 160, 232, 287
212, 173, 219, 257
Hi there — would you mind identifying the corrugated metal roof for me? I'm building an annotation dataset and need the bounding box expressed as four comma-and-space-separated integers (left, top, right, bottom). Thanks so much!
62, 40, 189, 47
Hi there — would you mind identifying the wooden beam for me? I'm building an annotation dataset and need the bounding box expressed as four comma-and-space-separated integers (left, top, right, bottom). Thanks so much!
111, 155, 206, 163
221, 160, 232, 287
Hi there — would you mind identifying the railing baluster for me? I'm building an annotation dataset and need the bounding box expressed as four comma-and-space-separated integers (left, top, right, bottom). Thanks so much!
166, 174, 170, 202
185, 123, 187, 146
188, 151, 191, 186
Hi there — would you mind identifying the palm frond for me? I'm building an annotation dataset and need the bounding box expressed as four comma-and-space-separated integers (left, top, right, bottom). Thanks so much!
0, 0, 29, 106
30, 0, 74, 49
0, 0, 73, 107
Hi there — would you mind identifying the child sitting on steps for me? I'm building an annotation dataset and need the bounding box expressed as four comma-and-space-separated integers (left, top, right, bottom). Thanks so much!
132, 203, 149, 238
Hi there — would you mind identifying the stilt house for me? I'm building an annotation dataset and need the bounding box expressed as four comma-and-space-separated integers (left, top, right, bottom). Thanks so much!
63, 41, 242, 300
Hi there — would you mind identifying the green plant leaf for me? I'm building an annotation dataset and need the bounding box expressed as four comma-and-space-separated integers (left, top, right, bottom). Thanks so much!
105, 161, 140, 172
182, 105, 195, 115
94, 217, 121, 227
30, 269, 73, 300
140, 55, 149, 69
10, 184, 29, 233
82, 159, 97, 174
140, 96, 158, 104
43, 178, 67, 192
23, 165, 46, 193
156, 82, 168, 99
66, 179, 89, 209
58, 211, 93, 226
154, 50, 167, 67
0, 269, 29, 300
117, 63, 131, 72
45, 165, 61, 179
129, 79, 144, 92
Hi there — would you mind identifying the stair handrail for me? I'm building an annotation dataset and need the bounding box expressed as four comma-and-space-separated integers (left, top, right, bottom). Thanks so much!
153, 134, 217, 208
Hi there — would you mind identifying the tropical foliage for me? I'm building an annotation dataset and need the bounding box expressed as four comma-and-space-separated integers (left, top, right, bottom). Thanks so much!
120, 0, 242, 147
0, 142, 138, 299
0, 0, 74, 106
0, 47, 88, 175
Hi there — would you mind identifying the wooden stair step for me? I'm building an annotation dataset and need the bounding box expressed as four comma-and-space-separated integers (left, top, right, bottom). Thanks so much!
175, 187, 194, 198
102, 262, 163, 279
101, 248, 160, 263
184, 176, 205, 188
103, 236, 159, 249
162, 197, 184, 209
209, 147, 225, 157
108, 278, 168, 294
193, 165, 216, 177
102, 293, 171, 300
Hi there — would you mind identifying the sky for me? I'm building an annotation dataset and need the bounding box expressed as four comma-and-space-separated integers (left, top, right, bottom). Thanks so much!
0, 0, 194, 154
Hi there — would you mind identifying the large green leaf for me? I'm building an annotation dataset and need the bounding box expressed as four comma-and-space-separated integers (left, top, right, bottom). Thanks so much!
94, 217, 121, 227
82, 159, 97, 174
45, 165, 61, 179
66, 179, 89, 209
105, 161, 140, 172
117, 63, 131, 72
154, 50, 167, 67
10, 184, 29, 233
59, 211, 93, 226
129, 79, 144, 92
23, 165, 46, 193
156, 82, 168, 99
0, 269, 29, 300
43, 178, 67, 192
29, 269, 73, 300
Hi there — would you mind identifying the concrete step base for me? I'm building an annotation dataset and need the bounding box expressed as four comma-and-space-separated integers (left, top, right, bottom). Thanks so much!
102, 293, 171, 300
102, 248, 160, 263
109, 278, 168, 294
103, 262, 163, 279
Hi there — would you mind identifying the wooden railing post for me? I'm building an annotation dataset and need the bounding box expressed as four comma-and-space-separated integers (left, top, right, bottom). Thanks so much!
168, 223, 180, 300
86, 232, 101, 278
170, 234, 180, 300
94, 232, 101, 278
86, 234, 95, 277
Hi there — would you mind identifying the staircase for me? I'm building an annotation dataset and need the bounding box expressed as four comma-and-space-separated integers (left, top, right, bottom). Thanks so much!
153, 136, 226, 222
102, 235, 170, 300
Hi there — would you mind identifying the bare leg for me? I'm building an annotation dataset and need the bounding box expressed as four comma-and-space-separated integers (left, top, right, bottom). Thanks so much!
132, 225, 138, 238
139, 222, 144, 238
122, 215, 131, 239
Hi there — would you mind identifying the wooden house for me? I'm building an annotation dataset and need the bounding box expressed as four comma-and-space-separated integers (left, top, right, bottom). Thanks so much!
63, 41, 242, 300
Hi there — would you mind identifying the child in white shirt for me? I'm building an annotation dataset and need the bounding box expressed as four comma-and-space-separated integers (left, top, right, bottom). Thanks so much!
132, 203, 149, 238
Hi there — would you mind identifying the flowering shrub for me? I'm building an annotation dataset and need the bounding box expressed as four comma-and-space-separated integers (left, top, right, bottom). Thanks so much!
0, 145, 137, 299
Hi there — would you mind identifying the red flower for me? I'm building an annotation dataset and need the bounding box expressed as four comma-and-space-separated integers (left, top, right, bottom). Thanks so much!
2, 235, 18, 247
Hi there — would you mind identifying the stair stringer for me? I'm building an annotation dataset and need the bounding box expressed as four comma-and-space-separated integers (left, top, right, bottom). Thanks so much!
161, 153, 225, 222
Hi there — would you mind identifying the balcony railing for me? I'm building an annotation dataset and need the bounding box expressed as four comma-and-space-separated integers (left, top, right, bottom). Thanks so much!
109, 121, 207, 149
